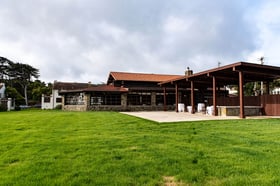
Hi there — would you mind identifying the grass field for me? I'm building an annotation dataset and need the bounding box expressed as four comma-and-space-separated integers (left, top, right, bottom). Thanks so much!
0, 110, 280, 185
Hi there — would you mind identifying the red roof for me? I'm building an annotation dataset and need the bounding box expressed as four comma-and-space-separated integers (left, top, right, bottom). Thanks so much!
108, 71, 182, 83
60, 84, 128, 93
84, 85, 128, 92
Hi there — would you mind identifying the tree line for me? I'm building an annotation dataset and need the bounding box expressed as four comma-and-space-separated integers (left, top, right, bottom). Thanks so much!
0, 56, 51, 106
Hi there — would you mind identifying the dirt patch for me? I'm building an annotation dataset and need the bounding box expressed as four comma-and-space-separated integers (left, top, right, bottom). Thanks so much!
163, 176, 188, 186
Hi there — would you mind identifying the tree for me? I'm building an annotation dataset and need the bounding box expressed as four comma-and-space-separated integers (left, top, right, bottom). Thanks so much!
8, 62, 40, 105
0, 56, 13, 81
29, 80, 52, 102
1, 56, 53, 107
244, 82, 255, 96
271, 79, 280, 89
5, 86, 25, 105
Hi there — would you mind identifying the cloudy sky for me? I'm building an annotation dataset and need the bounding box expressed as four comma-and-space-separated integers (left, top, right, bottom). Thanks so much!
0, 0, 279, 83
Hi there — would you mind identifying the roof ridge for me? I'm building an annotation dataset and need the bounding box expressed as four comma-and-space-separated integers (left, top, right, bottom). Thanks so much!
110, 71, 181, 76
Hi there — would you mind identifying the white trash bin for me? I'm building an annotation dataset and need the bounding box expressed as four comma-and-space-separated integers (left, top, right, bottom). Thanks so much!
206, 106, 214, 115
178, 103, 185, 112
187, 106, 192, 113
197, 103, 205, 112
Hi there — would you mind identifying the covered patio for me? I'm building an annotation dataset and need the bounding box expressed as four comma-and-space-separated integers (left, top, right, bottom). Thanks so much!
160, 62, 280, 118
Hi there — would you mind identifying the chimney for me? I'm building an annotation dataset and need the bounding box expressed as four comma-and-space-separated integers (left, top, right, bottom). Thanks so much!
185, 67, 193, 76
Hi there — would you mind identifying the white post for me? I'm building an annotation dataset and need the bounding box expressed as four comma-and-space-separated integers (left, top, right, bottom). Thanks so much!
7, 98, 12, 111
41, 94, 44, 109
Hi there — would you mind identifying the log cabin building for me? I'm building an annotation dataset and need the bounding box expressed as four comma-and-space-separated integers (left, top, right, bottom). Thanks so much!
59, 71, 229, 112
57, 62, 280, 118
59, 72, 184, 111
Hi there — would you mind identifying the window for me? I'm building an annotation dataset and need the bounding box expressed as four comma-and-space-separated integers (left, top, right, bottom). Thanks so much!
56, 97, 62, 103
91, 97, 103, 105
156, 93, 164, 105
155, 93, 175, 105
166, 93, 175, 105
44, 96, 50, 103
128, 94, 140, 105
65, 93, 85, 105
90, 93, 121, 105
127, 92, 151, 105
141, 95, 151, 105
105, 94, 121, 105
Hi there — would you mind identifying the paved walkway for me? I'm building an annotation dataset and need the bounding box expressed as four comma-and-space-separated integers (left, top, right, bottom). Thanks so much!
121, 111, 240, 122
121, 111, 280, 123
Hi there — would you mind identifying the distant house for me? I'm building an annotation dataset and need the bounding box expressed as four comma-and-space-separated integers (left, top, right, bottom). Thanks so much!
59, 72, 183, 111
41, 81, 91, 109
0, 83, 5, 99
0, 83, 16, 111
272, 87, 280, 95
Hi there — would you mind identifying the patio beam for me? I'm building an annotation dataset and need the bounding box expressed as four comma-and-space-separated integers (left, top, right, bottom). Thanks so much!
163, 87, 167, 111
213, 76, 217, 116
239, 71, 245, 118
175, 83, 178, 112
191, 81, 195, 114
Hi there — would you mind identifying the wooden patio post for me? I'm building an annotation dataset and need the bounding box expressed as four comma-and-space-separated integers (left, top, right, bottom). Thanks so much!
175, 83, 179, 112
239, 71, 245, 118
191, 81, 195, 114
213, 76, 217, 116
163, 87, 167, 111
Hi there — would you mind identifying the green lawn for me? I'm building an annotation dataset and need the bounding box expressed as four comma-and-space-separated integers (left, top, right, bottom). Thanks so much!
0, 110, 280, 185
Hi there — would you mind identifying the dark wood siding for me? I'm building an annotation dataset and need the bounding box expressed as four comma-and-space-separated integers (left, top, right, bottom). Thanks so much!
217, 96, 261, 106
261, 95, 280, 116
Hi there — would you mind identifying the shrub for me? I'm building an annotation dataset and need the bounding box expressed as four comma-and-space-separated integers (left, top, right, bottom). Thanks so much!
55, 104, 62, 110
14, 105, 21, 111
0, 104, 7, 112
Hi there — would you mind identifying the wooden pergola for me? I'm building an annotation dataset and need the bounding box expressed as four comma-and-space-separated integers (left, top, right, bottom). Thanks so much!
160, 62, 280, 118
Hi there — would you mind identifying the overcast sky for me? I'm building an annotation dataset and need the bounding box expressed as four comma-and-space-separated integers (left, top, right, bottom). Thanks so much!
0, 0, 279, 83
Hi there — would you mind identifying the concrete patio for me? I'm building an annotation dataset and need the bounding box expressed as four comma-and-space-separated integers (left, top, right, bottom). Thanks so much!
121, 111, 279, 123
